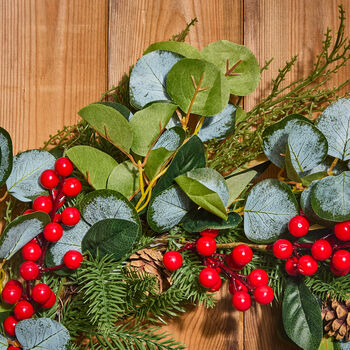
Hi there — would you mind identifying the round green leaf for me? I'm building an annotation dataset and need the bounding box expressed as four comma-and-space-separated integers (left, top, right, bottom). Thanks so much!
311, 171, 350, 222
129, 50, 182, 109
0, 127, 13, 187
66, 146, 118, 190
197, 103, 236, 142
244, 179, 299, 243
82, 218, 139, 260
315, 98, 350, 160
107, 161, 139, 198
16, 318, 70, 350
166, 58, 230, 116
285, 120, 328, 182
282, 280, 322, 350
262, 114, 312, 168
175, 168, 229, 220
147, 184, 195, 233
6, 150, 55, 202
143, 41, 202, 59
201, 40, 260, 96
95, 101, 133, 121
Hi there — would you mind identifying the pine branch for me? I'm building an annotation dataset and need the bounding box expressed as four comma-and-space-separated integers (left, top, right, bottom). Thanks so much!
171, 18, 198, 42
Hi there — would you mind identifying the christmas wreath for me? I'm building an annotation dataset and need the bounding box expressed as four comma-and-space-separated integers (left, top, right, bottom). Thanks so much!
1, 5, 350, 350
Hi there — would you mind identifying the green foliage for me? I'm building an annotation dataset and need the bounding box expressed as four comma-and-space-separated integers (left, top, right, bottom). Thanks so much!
0, 127, 13, 187
171, 17, 198, 42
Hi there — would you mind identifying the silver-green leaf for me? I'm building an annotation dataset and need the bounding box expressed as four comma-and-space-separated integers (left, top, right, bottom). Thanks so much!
0, 127, 13, 187
0, 334, 7, 350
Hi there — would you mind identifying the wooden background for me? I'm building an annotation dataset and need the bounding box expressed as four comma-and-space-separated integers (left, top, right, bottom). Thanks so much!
1, 0, 350, 349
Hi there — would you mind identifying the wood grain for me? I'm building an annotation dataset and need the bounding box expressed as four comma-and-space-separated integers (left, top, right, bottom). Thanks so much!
0, 0, 108, 153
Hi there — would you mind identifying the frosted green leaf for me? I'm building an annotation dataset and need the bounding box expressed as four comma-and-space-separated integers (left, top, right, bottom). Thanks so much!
130, 102, 178, 156
6, 150, 55, 202
262, 114, 312, 168
0, 334, 7, 349
311, 171, 350, 222
197, 103, 236, 142
166, 58, 230, 116
16, 318, 70, 350
0, 127, 13, 187
129, 50, 182, 109
315, 98, 350, 160
244, 179, 299, 243
143, 41, 202, 58
201, 40, 260, 96
285, 120, 328, 182
66, 146, 118, 190
0, 212, 50, 259
147, 185, 195, 233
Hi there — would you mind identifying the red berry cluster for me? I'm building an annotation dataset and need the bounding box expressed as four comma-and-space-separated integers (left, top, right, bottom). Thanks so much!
163, 229, 274, 312
2, 157, 83, 337
272, 215, 350, 277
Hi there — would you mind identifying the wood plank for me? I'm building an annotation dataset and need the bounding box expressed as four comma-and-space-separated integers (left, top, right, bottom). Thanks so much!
0, 0, 108, 152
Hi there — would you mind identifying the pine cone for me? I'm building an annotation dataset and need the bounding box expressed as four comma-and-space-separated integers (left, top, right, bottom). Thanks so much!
322, 299, 350, 341
128, 248, 172, 293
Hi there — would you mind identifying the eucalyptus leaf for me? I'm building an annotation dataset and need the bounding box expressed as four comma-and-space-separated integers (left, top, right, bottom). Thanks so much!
147, 184, 195, 233
315, 98, 350, 160
82, 218, 139, 260
0, 334, 7, 350
337, 341, 350, 349
66, 146, 118, 190
78, 103, 133, 153
129, 50, 182, 109
6, 150, 55, 202
197, 103, 236, 142
311, 171, 350, 222
262, 114, 312, 168
0, 212, 50, 259
80, 189, 141, 233
95, 101, 133, 121
130, 102, 177, 156
201, 40, 260, 96
175, 168, 229, 220
181, 210, 241, 232
154, 135, 206, 195
285, 120, 328, 182
107, 161, 139, 198
15, 318, 70, 350
244, 179, 299, 243
143, 41, 202, 59
166, 58, 230, 116
0, 127, 13, 187
282, 279, 323, 350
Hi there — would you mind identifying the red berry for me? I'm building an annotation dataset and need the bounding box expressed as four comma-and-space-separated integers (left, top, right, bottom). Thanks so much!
8, 347, 21, 350
288, 216, 309, 237
5, 280, 22, 289
285, 257, 299, 276
61, 207, 80, 226
248, 269, 269, 288
272, 239, 293, 259
62, 177, 82, 197
2, 283, 22, 304
14, 300, 34, 320
229, 280, 248, 294
54, 157, 73, 177
22, 242, 42, 261
232, 291, 251, 311
32, 196, 52, 213
200, 229, 219, 238
52, 190, 65, 209
23, 209, 35, 215
331, 250, 350, 271
330, 263, 350, 276
43, 222, 63, 242
40, 169, 59, 189
64, 250, 83, 269
3, 315, 18, 335
311, 240, 332, 261
196, 236, 216, 256
209, 278, 222, 292
31, 283, 51, 304
42, 291, 57, 308
199, 268, 220, 288
334, 221, 350, 241
225, 255, 244, 271
232, 245, 253, 266
19, 261, 39, 281
53, 213, 62, 223
297, 255, 318, 275
254, 285, 274, 304
163, 251, 183, 271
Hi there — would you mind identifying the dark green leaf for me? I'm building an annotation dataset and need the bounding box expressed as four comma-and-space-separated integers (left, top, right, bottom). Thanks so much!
282, 279, 322, 350
0, 127, 13, 187
82, 218, 139, 260
143, 41, 202, 58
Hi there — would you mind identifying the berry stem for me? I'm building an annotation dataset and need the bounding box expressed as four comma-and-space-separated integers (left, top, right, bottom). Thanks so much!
41, 264, 65, 272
